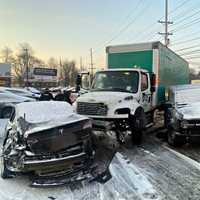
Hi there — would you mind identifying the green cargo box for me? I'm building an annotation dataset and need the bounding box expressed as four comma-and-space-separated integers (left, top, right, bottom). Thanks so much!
106, 41, 189, 106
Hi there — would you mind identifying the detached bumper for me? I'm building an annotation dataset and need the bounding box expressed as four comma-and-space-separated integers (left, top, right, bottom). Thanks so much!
23, 152, 91, 173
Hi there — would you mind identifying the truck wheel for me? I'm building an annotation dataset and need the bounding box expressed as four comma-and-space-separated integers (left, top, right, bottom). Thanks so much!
167, 129, 186, 147
130, 109, 146, 145
1, 157, 13, 179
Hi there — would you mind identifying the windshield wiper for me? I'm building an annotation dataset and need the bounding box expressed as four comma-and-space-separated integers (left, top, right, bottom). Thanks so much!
111, 88, 131, 93
91, 88, 131, 93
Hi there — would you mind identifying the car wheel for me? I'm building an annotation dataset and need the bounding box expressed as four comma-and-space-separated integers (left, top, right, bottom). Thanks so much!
1, 157, 13, 179
167, 129, 186, 147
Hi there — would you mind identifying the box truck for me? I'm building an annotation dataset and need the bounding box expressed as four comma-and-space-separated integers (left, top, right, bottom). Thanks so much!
76, 42, 189, 144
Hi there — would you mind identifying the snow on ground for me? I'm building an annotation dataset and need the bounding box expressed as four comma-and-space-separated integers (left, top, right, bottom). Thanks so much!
0, 152, 160, 200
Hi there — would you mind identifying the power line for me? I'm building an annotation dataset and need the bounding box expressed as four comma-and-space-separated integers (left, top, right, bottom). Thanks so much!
170, 0, 196, 20
172, 9, 200, 26
183, 55, 200, 60
179, 49, 200, 56
93, 0, 146, 53
172, 17, 200, 33
175, 44, 200, 52
169, 0, 192, 16
171, 36, 200, 46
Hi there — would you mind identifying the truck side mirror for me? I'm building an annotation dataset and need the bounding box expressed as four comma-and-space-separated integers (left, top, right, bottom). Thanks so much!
150, 73, 156, 93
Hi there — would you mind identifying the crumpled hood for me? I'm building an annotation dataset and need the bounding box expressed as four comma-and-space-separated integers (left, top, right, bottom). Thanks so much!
77, 91, 136, 105
21, 113, 88, 136
178, 102, 200, 120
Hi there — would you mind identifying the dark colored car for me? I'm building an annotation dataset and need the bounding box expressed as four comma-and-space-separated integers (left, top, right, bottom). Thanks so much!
1, 101, 96, 186
165, 85, 200, 146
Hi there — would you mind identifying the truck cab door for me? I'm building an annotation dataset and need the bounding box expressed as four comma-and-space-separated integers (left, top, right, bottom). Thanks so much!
140, 72, 152, 112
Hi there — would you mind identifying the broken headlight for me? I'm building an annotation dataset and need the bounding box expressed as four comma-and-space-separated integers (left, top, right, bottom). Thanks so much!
180, 120, 188, 129
83, 120, 92, 130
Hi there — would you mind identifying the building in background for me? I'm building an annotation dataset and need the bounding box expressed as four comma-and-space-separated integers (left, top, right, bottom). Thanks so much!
28, 67, 58, 88
0, 63, 11, 87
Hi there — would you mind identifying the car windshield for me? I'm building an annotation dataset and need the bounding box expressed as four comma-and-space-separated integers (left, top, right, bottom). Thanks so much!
91, 71, 139, 93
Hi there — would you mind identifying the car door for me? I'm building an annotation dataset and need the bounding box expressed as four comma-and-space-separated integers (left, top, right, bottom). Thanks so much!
140, 72, 152, 112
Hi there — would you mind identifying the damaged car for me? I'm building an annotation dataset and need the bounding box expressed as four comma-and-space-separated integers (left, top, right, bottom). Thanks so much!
165, 85, 200, 147
1, 101, 114, 186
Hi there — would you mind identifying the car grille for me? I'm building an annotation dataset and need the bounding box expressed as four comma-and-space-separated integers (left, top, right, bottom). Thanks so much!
77, 102, 108, 116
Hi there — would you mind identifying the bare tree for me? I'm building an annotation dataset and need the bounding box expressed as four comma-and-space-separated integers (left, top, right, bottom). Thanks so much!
1, 46, 13, 63
48, 57, 58, 69
12, 43, 44, 86
60, 60, 78, 87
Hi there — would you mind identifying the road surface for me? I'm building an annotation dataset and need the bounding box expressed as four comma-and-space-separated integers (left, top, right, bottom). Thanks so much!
1, 126, 200, 200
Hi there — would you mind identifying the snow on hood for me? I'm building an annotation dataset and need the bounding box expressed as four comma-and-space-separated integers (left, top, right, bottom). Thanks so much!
77, 91, 136, 104
176, 88, 200, 105
175, 88, 200, 120
16, 101, 89, 134
178, 102, 200, 120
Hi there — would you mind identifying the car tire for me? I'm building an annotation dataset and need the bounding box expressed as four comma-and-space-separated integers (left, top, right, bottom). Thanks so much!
167, 129, 186, 147
1, 157, 13, 179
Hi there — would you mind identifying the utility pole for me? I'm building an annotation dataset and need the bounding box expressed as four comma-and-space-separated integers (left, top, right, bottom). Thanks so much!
158, 0, 173, 46
24, 48, 29, 87
89, 48, 95, 88
90, 48, 94, 77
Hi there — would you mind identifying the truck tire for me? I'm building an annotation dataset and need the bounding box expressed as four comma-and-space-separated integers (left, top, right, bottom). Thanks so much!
130, 109, 146, 145
167, 129, 186, 147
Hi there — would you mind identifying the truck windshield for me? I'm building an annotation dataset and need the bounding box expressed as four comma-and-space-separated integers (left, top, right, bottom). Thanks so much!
92, 71, 139, 93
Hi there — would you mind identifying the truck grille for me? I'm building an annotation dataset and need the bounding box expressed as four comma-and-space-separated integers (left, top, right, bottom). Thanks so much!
77, 102, 108, 116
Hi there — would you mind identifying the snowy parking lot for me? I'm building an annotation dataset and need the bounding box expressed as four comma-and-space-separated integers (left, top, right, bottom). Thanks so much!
1, 124, 200, 200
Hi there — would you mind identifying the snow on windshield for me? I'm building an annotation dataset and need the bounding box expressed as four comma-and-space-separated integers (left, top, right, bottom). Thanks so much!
176, 88, 200, 105
17, 101, 74, 123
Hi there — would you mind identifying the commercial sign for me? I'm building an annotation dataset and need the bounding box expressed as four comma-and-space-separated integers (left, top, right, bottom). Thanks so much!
30, 67, 58, 82
33, 68, 57, 76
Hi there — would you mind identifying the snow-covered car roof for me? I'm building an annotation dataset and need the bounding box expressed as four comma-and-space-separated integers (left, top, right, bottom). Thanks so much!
169, 84, 200, 105
24, 87, 41, 94
0, 89, 35, 103
0, 87, 40, 99
15, 101, 89, 134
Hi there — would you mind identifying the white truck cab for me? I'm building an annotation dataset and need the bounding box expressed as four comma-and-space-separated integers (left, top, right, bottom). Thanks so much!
76, 68, 156, 144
